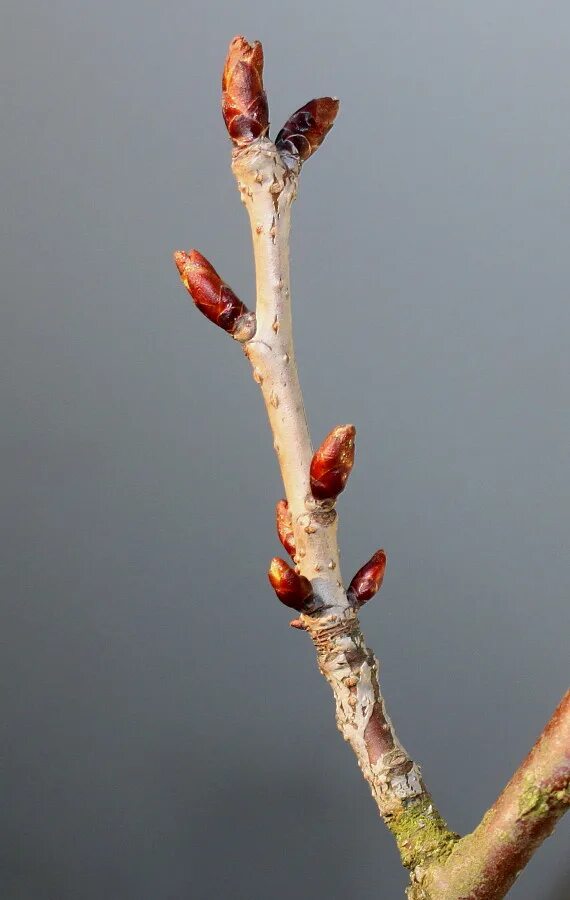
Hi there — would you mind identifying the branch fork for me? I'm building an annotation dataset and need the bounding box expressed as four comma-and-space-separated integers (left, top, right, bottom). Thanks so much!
173, 35, 570, 899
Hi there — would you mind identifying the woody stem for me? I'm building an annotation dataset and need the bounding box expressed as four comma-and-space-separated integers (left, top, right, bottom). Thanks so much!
232, 137, 458, 877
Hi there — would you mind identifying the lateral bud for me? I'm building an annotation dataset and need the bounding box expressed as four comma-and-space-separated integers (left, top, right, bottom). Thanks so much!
275, 98, 340, 163
275, 499, 296, 558
347, 549, 387, 608
173, 249, 256, 342
310, 424, 356, 502
222, 36, 269, 147
268, 558, 314, 612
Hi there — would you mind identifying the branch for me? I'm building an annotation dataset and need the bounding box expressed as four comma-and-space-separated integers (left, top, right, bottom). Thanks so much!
411, 690, 570, 899
231, 133, 457, 867
174, 35, 570, 897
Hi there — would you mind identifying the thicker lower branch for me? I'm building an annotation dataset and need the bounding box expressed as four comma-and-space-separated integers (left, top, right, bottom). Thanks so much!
411, 689, 570, 899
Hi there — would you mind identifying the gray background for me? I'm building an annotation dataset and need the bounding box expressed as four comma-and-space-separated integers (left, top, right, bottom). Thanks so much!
1, 1, 569, 898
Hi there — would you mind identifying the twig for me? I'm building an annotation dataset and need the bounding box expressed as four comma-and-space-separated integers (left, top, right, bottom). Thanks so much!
227, 37, 457, 870
173, 35, 570, 897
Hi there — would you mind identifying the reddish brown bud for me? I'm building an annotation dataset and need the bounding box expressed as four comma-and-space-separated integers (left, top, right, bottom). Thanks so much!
275, 98, 340, 162
310, 424, 355, 502
289, 618, 306, 630
173, 249, 256, 341
275, 499, 296, 558
222, 36, 269, 147
347, 549, 387, 608
268, 558, 314, 611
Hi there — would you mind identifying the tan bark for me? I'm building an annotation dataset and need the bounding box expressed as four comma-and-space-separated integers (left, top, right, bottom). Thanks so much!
232, 137, 458, 872
177, 38, 570, 895
230, 134, 569, 897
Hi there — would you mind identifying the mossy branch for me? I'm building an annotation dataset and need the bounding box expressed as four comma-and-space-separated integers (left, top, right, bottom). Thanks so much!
410, 690, 570, 899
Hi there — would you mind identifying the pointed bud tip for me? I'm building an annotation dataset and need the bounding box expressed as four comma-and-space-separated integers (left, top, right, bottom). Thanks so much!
227, 34, 260, 49
227, 35, 263, 57
268, 557, 290, 583
318, 96, 340, 119
172, 250, 187, 269
275, 498, 296, 558
173, 249, 206, 274
173, 250, 191, 288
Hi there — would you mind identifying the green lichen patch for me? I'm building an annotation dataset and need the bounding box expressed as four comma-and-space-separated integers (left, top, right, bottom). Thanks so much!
518, 776, 570, 820
518, 782, 552, 819
389, 796, 459, 870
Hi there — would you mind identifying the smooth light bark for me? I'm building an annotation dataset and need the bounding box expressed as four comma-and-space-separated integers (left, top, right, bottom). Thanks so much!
229, 134, 569, 897
183, 40, 570, 889
232, 137, 458, 872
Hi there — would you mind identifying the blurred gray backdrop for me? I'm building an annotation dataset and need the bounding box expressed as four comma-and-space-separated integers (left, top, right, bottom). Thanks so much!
1, 2, 569, 898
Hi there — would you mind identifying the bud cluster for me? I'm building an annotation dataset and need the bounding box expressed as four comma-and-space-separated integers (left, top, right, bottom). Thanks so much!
177, 38, 388, 630
222, 36, 338, 166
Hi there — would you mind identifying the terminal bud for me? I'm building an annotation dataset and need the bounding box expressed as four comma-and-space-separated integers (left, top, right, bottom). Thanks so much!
222, 36, 269, 147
